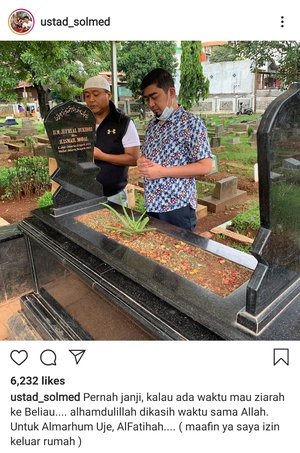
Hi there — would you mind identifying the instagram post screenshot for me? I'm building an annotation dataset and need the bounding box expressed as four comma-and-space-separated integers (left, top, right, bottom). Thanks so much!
0, 1, 299, 451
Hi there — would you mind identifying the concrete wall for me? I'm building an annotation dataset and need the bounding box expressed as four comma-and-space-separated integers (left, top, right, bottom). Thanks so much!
0, 104, 18, 116
203, 60, 254, 95
198, 61, 282, 113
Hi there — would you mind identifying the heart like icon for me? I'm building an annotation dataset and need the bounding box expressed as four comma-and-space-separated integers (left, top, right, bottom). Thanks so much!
10, 350, 28, 366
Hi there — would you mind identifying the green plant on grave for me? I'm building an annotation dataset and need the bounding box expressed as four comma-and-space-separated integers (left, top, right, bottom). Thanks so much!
247, 126, 254, 137
101, 194, 156, 237
37, 191, 53, 208
24, 135, 38, 150
230, 202, 260, 235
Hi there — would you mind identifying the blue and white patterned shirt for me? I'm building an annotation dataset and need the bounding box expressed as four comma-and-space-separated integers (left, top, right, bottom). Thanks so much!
141, 106, 212, 212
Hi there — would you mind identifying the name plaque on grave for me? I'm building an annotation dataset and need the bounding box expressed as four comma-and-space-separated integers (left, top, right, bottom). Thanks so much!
45, 102, 95, 163
51, 108, 93, 155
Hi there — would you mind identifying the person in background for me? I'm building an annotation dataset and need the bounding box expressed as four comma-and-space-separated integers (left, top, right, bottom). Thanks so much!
84, 75, 140, 205
137, 68, 213, 231
21, 16, 33, 31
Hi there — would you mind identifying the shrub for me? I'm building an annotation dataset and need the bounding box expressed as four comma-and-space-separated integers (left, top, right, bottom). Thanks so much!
1, 168, 20, 200
0, 168, 12, 189
3, 156, 51, 200
37, 191, 53, 208
24, 135, 38, 150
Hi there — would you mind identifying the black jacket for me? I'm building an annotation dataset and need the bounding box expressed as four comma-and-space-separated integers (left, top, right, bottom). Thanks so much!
95, 101, 130, 196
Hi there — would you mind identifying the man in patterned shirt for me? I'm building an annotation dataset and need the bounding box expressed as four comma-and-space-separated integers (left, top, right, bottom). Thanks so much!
137, 68, 213, 231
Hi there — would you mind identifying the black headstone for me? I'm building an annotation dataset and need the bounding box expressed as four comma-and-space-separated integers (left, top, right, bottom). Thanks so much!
45, 101, 105, 216
237, 83, 300, 333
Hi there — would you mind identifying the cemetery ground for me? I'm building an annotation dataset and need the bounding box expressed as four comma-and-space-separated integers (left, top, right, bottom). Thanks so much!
0, 114, 260, 247
0, 165, 259, 248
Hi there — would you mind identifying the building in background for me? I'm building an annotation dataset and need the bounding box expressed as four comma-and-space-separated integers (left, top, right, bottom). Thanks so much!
175, 41, 282, 114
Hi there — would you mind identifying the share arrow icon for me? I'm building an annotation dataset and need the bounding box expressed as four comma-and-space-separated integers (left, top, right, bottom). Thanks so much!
69, 350, 86, 365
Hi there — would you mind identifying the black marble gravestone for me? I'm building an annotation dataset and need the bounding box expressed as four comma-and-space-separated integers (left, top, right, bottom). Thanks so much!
237, 83, 300, 333
44, 101, 105, 216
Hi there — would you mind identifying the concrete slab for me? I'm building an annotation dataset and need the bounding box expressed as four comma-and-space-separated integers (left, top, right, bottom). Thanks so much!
199, 190, 247, 213
196, 204, 208, 219
0, 217, 10, 226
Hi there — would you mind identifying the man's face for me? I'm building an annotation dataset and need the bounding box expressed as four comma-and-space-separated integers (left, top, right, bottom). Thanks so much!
143, 84, 173, 117
84, 88, 111, 115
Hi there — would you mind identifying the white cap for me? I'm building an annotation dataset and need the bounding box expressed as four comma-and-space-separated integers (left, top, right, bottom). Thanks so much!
83, 75, 111, 92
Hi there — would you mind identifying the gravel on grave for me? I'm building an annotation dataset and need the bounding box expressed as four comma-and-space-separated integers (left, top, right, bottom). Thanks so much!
75, 209, 253, 297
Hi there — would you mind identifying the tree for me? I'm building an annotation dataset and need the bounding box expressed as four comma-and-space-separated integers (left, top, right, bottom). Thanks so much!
275, 41, 300, 88
230, 41, 280, 112
232, 41, 300, 89
0, 42, 110, 118
230, 41, 279, 69
209, 45, 240, 63
178, 41, 209, 110
118, 41, 177, 99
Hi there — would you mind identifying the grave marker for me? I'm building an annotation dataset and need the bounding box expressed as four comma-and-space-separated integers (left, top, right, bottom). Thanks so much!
237, 83, 300, 333
199, 176, 247, 213
44, 100, 105, 216
18, 119, 36, 139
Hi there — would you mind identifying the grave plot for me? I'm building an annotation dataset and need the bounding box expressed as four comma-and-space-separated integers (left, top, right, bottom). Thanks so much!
75, 208, 252, 297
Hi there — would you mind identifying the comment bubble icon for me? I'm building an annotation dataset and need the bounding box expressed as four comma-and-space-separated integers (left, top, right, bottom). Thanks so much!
40, 349, 57, 366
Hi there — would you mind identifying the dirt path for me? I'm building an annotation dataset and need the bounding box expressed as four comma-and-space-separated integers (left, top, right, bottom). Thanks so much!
0, 197, 39, 223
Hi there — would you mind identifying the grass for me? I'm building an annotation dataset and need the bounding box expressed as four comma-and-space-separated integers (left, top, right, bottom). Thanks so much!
215, 233, 252, 254
36, 122, 46, 135
200, 115, 259, 178
0, 127, 19, 136
196, 180, 215, 197
213, 133, 257, 177
218, 149, 257, 165
0, 118, 43, 137
201, 113, 261, 128
230, 201, 260, 235
219, 164, 254, 179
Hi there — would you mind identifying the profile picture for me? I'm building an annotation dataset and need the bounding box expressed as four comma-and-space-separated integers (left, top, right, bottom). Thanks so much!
8, 9, 34, 35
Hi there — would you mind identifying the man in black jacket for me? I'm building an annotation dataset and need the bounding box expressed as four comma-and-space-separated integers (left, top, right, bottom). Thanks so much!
84, 75, 140, 204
